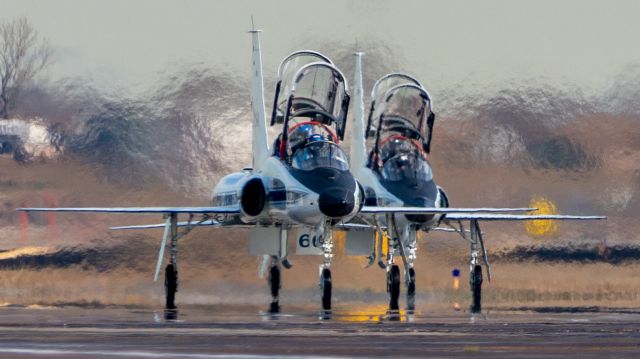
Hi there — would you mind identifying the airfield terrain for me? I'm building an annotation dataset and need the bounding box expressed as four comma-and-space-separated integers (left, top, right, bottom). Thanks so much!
0, 306, 638, 358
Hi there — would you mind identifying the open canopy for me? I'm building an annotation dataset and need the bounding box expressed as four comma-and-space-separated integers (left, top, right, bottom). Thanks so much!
272, 51, 351, 162
366, 75, 435, 155
271, 51, 350, 135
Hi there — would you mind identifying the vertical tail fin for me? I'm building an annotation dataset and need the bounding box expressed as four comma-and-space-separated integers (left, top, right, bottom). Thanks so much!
249, 28, 270, 170
350, 52, 367, 170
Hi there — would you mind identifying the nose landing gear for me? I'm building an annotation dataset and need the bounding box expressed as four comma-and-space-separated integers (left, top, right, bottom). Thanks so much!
319, 225, 334, 314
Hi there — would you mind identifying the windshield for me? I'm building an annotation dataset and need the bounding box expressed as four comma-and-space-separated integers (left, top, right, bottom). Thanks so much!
291, 141, 349, 171
381, 153, 433, 182
379, 137, 422, 162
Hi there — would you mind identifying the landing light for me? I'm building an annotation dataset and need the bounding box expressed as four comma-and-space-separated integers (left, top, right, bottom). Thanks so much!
525, 197, 559, 237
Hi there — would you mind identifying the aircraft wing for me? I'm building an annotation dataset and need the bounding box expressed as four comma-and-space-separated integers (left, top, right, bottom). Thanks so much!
16, 206, 240, 214
443, 213, 606, 221
358, 206, 606, 221
359, 206, 536, 214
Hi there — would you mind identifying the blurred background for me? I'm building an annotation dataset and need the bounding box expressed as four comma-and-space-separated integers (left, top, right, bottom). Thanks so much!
0, 0, 638, 311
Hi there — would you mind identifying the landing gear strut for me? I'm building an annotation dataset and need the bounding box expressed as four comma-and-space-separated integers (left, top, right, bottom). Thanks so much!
384, 214, 417, 313
443, 218, 492, 314
319, 223, 334, 312
468, 219, 489, 313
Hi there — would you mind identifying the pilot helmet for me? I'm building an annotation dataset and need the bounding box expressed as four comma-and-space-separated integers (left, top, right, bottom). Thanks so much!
289, 123, 315, 153
308, 133, 324, 142
380, 138, 417, 163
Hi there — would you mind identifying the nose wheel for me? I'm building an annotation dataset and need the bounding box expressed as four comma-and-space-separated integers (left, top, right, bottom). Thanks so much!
387, 264, 401, 311
320, 268, 332, 311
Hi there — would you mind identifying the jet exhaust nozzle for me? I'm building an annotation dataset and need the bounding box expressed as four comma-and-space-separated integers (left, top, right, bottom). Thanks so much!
240, 177, 266, 218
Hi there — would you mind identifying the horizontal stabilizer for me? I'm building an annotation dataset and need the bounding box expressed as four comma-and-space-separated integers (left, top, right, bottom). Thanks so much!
359, 206, 536, 214
17, 207, 240, 215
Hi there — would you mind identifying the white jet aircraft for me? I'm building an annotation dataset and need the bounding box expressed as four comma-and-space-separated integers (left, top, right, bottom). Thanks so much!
19, 29, 363, 313
347, 52, 606, 313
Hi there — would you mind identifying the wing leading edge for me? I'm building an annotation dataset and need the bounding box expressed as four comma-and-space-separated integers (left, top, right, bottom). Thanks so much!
16, 207, 240, 214
444, 213, 606, 221
359, 206, 536, 214
358, 206, 606, 221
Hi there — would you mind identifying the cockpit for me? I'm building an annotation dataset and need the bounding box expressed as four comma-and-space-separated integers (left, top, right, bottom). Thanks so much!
379, 138, 432, 183
366, 74, 436, 184
271, 51, 351, 170
291, 141, 349, 171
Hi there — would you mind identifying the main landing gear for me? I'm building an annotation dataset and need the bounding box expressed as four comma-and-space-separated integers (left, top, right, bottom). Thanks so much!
470, 264, 483, 313
165, 263, 178, 309
387, 264, 401, 311
381, 215, 418, 315
444, 218, 491, 314
153, 213, 209, 319
268, 259, 281, 313
262, 225, 334, 315
264, 227, 292, 314
406, 267, 416, 311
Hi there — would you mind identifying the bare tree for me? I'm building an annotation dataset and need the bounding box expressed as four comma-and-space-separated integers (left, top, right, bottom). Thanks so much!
0, 17, 52, 119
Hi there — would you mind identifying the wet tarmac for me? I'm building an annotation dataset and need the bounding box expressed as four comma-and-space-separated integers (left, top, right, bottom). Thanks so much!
0, 305, 638, 358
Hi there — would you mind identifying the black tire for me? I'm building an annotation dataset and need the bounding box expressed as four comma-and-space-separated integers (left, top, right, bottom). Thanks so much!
268, 265, 281, 313
321, 268, 332, 311
164, 264, 178, 310
406, 267, 416, 310
470, 265, 483, 313
388, 265, 401, 311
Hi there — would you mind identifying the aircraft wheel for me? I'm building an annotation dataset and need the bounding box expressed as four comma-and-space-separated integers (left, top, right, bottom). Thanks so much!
164, 264, 178, 310
470, 265, 483, 313
406, 267, 416, 310
387, 264, 401, 311
320, 268, 332, 311
268, 265, 281, 313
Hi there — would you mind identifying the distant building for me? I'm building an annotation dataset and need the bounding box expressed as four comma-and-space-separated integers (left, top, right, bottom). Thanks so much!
0, 119, 62, 162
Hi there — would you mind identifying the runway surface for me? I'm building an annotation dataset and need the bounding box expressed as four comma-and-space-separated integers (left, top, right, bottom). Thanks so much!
0, 305, 638, 358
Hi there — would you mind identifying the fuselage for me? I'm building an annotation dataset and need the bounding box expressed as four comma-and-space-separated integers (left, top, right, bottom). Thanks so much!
212, 156, 361, 227
355, 160, 443, 230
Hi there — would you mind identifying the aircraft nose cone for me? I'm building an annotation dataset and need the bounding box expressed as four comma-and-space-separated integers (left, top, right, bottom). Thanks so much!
319, 187, 355, 218
405, 197, 434, 223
